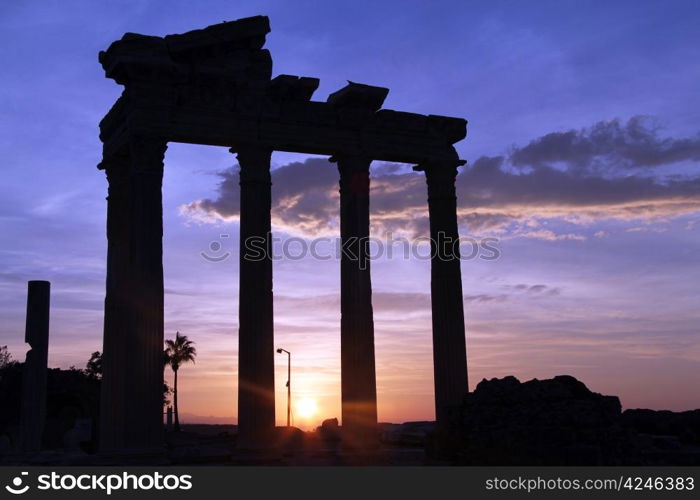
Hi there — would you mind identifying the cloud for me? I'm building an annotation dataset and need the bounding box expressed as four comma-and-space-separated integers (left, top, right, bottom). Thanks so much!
183, 158, 340, 236
182, 116, 700, 239
509, 228, 587, 242
510, 116, 700, 171
274, 291, 508, 317
455, 153, 700, 233
510, 284, 561, 296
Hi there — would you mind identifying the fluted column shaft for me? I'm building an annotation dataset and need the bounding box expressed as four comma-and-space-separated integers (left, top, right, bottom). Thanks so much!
236, 146, 275, 448
335, 154, 378, 446
422, 162, 468, 429
100, 136, 167, 454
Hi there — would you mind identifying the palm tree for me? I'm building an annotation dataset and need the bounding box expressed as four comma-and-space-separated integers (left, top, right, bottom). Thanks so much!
164, 332, 196, 432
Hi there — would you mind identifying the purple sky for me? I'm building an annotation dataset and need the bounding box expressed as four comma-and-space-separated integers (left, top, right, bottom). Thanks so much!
1, 0, 699, 426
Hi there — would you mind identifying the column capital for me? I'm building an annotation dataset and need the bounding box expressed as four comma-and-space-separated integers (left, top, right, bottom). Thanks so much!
232, 145, 272, 185
415, 160, 464, 202
332, 154, 372, 196
102, 154, 130, 187
128, 136, 168, 175
329, 153, 372, 171
413, 158, 465, 175
231, 144, 273, 162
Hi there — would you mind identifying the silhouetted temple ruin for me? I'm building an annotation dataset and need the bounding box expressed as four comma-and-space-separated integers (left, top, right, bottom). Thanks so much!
97, 15, 468, 454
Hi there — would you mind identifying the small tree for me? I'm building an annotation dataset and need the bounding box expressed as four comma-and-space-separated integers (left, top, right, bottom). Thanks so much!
164, 332, 196, 432
85, 351, 102, 379
0, 346, 11, 369
163, 383, 173, 408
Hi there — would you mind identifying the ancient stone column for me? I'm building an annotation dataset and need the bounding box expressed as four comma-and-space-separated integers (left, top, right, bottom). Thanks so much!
20, 280, 50, 453
333, 154, 378, 447
417, 161, 468, 430
99, 136, 167, 455
236, 145, 276, 448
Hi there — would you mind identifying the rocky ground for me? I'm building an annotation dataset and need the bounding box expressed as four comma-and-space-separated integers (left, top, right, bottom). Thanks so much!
2, 375, 698, 465
167, 422, 428, 466
451, 375, 700, 465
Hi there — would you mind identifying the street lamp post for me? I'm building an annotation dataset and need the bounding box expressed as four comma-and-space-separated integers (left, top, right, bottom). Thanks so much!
276, 348, 291, 427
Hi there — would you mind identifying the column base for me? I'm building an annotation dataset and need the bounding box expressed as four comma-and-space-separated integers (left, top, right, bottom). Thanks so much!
235, 429, 276, 452
341, 425, 380, 452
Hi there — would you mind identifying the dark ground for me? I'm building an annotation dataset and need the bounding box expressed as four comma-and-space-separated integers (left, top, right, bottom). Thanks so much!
1, 371, 698, 465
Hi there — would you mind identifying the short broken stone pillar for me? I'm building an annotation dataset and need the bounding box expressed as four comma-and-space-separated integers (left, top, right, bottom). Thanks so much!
236, 146, 276, 449
334, 154, 378, 448
20, 280, 50, 453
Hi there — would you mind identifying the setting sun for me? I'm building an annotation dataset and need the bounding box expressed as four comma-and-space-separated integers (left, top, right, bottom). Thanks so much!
295, 398, 318, 419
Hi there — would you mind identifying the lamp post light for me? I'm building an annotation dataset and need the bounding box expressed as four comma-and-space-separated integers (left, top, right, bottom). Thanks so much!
276, 348, 291, 427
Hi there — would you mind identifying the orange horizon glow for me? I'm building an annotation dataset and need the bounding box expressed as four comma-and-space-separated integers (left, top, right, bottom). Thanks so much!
160, 320, 700, 429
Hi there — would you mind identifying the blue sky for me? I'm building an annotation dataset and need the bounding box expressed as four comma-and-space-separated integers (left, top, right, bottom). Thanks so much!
1, 0, 699, 425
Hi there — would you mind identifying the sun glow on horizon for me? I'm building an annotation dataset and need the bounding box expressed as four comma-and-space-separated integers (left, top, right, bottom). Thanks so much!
295, 398, 318, 420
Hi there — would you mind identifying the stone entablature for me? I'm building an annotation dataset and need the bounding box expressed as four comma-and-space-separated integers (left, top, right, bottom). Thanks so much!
97, 16, 465, 165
